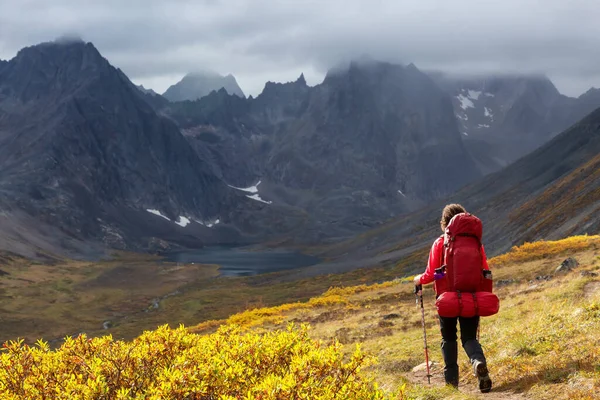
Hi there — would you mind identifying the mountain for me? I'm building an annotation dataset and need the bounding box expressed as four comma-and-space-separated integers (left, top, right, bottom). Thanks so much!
136, 84, 160, 96
431, 73, 600, 172
318, 104, 600, 268
0, 39, 253, 257
162, 72, 245, 102
162, 60, 482, 241
571, 87, 600, 122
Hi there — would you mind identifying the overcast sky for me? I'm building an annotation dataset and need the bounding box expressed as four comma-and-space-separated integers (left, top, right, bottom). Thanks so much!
1, 0, 599, 97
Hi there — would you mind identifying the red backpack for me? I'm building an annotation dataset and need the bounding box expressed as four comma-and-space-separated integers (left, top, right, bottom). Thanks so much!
444, 213, 484, 292
435, 213, 499, 318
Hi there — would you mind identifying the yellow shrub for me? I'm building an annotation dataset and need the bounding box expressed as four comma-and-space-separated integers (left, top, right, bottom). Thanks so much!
0, 325, 384, 399
490, 235, 600, 267
322, 281, 396, 298
308, 294, 347, 307
193, 281, 399, 333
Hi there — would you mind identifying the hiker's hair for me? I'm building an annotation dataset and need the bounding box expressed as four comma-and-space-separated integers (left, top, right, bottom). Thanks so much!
440, 204, 467, 231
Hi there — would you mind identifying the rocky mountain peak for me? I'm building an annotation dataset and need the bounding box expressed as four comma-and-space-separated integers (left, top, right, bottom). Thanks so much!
255, 76, 311, 116
295, 73, 307, 86
163, 71, 245, 101
579, 87, 600, 101
0, 39, 114, 104
137, 84, 159, 96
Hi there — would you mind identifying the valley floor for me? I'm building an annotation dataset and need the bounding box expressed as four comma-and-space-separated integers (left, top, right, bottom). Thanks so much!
0, 244, 427, 344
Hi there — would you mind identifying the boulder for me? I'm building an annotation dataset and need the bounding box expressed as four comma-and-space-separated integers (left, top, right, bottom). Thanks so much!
556, 257, 579, 273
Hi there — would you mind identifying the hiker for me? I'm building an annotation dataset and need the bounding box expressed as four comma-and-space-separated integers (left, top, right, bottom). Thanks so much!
413, 203, 493, 393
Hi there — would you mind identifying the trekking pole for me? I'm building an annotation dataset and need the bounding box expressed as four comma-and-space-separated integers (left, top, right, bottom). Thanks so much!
415, 284, 432, 384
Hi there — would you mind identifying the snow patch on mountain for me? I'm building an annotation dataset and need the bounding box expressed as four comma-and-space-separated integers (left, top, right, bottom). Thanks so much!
147, 209, 171, 221
175, 216, 191, 227
457, 94, 475, 110
484, 107, 494, 121
467, 90, 482, 100
228, 181, 261, 194
229, 180, 272, 204
205, 219, 220, 228
193, 218, 220, 228
247, 194, 272, 204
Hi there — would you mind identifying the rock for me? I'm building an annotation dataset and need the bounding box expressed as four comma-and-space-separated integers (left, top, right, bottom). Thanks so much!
580, 271, 598, 277
556, 257, 579, 273
412, 361, 435, 372
379, 320, 394, 328
383, 313, 401, 320
521, 284, 540, 294
535, 275, 552, 281
496, 279, 515, 287
102, 321, 112, 330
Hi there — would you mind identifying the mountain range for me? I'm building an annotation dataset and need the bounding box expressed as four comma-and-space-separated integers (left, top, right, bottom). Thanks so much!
0, 38, 599, 259
159, 61, 487, 242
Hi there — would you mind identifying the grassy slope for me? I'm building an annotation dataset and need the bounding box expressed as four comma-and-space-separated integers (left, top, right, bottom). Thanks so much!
0, 252, 222, 343
190, 235, 600, 399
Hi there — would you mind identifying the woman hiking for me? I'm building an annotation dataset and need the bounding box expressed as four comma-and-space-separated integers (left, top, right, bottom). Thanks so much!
413, 203, 493, 393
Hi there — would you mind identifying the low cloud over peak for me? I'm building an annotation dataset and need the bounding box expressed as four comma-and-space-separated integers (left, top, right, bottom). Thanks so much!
1, 0, 599, 96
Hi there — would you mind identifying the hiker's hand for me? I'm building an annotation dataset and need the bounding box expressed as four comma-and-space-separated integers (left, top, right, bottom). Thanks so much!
414, 275, 422, 296
413, 274, 422, 286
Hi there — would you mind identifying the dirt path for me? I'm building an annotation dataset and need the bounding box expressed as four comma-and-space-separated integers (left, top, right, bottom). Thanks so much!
409, 362, 527, 399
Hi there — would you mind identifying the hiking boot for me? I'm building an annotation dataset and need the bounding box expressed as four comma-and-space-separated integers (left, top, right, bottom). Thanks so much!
473, 360, 492, 393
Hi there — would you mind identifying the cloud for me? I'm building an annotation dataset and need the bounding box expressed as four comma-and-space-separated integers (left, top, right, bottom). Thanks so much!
1, 0, 599, 96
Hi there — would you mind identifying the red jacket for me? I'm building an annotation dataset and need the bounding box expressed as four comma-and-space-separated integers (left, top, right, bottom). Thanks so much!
419, 235, 490, 295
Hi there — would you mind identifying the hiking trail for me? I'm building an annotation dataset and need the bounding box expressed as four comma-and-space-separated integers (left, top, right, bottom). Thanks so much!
409, 362, 527, 399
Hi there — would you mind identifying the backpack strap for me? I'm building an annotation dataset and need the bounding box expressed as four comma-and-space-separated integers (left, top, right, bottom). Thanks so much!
472, 292, 479, 316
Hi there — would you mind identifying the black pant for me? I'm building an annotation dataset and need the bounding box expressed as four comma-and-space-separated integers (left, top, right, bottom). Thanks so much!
439, 315, 486, 385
